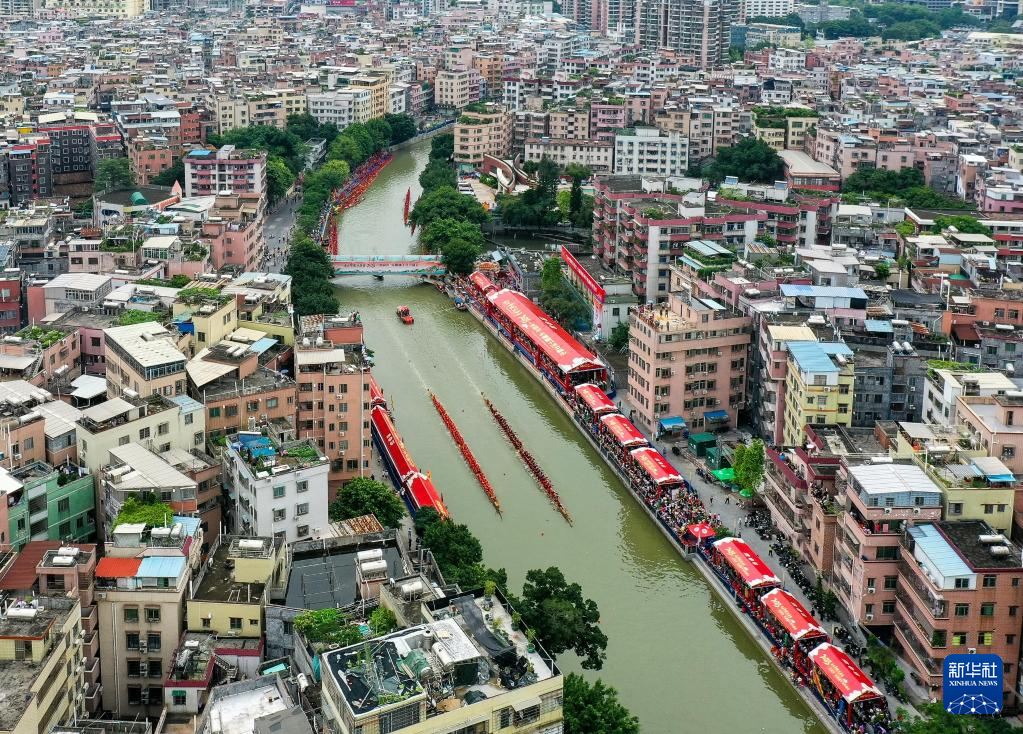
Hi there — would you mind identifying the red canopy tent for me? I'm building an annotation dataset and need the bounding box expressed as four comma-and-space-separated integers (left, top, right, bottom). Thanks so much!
469, 271, 497, 295
808, 643, 883, 703
371, 406, 417, 484
600, 414, 649, 447
405, 473, 449, 519
574, 383, 618, 415
687, 522, 716, 539
629, 447, 684, 485
760, 588, 827, 642
712, 538, 781, 589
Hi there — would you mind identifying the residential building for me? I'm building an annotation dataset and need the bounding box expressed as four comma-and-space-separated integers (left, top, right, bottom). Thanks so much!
782, 341, 855, 447
923, 367, 1014, 426
777, 150, 841, 192
41, 0, 146, 16
200, 193, 267, 273
634, 0, 737, 69
752, 106, 819, 151
95, 516, 201, 717
184, 146, 267, 199
28, 273, 113, 322
523, 138, 613, 172
833, 461, 943, 630
453, 104, 513, 167
435, 68, 484, 109
4, 462, 95, 551
627, 291, 751, 433
956, 392, 1023, 476
744, 0, 793, 17
320, 589, 563, 734
895, 521, 1023, 710
306, 89, 374, 127
0, 594, 85, 734
613, 128, 689, 178
224, 432, 330, 542
103, 321, 188, 399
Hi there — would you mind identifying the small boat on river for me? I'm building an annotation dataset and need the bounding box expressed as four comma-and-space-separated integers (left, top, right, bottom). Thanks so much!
396, 305, 414, 324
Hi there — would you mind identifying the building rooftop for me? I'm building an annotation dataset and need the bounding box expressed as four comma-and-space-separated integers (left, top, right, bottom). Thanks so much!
847, 462, 943, 496
938, 520, 1023, 570
193, 536, 271, 604
199, 677, 295, 734
324, 591, 556, 721
104, 321, 186, 368
788, 340, 853, 374
284, 540, 404, 610
107, 443, 197, 491
228, 432, 327, 478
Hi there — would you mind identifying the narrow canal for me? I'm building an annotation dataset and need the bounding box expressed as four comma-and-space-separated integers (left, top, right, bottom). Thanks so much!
334, 140, 827, 734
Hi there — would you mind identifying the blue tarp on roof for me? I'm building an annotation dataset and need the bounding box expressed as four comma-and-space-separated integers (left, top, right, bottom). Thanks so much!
173, 516, 202, 537
704, 409, 729, 421
908, 524, 972, 579
779, 284, 868, 300
659, 416, 686, 431
788, 341, 852, 374
864, 319, 894, 333
137, 556, 185, 579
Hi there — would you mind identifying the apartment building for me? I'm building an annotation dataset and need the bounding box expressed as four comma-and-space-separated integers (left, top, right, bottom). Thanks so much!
634, 0, 737, 68
41, 0, 145, 16
782, 341, 855, 447
922, 367, 1013, 426
714, 186, 839, 248
200, 193, 266, 273
29, 273, 113, 322
76, 394, 205, 477
96, 517, 201, 717
224, 432, 330, 542
184, 146, 267, 199
752, 106, 819, 151
0, 594, 84, 734
295, 314, 373, 488
6, 136, 53, 206
654, 103, 741, 164
435, 68, 484, 109
832, 461, 943, 631
172, 289, 237, 356
0, 544, 101, 715
895, 521, 1023, 710
4, 462, 95, 551
129, 137, 175, 186
956, 392, 1023, 476
778, 150, 841, 193
103, 322, 188, 400
614, 128, 689, 178
306, 89, 374, 128
320, 589, 563, 734
743, 0, 793, 17
454, 104, 513, 168
325, 70, 390, 120
523, 138, 613, 172
627, 292, 751, 434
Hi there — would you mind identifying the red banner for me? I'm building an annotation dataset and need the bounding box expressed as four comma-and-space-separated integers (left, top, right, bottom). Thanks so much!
561, 245, 606, 304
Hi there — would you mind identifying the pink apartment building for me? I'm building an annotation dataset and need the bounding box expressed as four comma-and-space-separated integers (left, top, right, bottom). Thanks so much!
626, 291, 751, 434
956, 393, 1023, 476
184, 145, 267, 198
200, 192, 266, 272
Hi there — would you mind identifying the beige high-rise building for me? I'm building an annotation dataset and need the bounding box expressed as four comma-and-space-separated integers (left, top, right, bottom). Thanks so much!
95, 518, 202, 717
454, 104, 513, 167
42, 0, 145, 16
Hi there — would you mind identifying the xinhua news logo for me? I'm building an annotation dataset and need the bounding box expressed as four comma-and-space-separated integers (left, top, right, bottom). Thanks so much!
943, 654, 1003, 715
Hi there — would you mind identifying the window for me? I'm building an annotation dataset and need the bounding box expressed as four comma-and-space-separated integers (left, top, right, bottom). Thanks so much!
127, 660, 142, 678
148, 660, 162, 678
875, 546, 897, 561
124, 607, 139, 623
185, 413, 194, 425
882, 600, 895, 614
948, 502, 964, 516
226, 405, 238, 417
297, 525, 309, 537
273, 485, 285, 499
979, 631, 994, 646
126, 632, 140, 649
983, 575, 997, 588
954, 577, 970, 589
209, 407, 221, 417
952, 632, 968, 646
158, 422, 169, 436
201, 618, 211, 628
230, 617, 242, 630
954, 603, 970, 616
267, 398, 278, 409
883, 576, 897, 590
273, 508, 286, 522
146, 608, 161, 623
57, 497, 69, 514
981, 602, 995, 617
147, 633, 161, 651
247, 401, 259, 411
1003, 446, 1015, 459
128, 687, 142, 706
297, 480, 308, 493
139, 427, 150, 440
296, 502, 309, 516
172, 691, 187, 706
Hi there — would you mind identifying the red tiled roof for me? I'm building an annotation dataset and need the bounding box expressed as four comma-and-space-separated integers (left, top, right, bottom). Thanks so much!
96, 556, 142, 578
0, 541, 60, 590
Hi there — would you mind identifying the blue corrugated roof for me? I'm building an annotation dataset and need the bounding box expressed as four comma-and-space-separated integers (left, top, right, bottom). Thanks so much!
173, 515, 202, 537
170, 395, 204, 414
864, 319, 894, 333
909, 525, 973, 578
779, 284, 868, 300
137, 556, 185, 579
788, 341, 852, 374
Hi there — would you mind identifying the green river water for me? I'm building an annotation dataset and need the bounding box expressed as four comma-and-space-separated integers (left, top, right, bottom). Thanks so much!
333, 140, 827, 734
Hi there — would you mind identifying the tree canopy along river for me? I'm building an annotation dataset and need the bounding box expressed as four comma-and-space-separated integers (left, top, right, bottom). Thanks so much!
332, 139, 827, 734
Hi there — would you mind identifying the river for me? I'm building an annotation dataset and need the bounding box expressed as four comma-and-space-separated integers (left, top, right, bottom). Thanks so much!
334, 140, 827, 734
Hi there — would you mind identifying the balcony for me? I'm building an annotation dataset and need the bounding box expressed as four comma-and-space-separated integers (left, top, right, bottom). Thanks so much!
893, 610, 943, 679
84, 657, 101, 684
899, 558, 948, 619
84, 683, 102, 713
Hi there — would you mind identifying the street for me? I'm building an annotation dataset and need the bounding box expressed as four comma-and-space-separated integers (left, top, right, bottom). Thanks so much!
261, 194, 300, 273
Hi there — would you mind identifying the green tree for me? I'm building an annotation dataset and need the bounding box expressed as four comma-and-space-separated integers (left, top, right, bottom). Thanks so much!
286, 112, 339, 143
607, 322, 629, 353
565, 163, 591, 220
419, 158, 456, 192
538, 258, 591, 330
415, 511, 506, 590
365, 118, 393, 151
873, 260, 891, 280
931, 215, 991, 235
901, 702, 1015, 733
210, 125, 307, 174
430, 133, 454, 161
266, 155, 295, 205
563, 674, 639, 734
410, 186, 489, 229
329, 477, 405, 528
95, 157, 135, 192
421, 218, 485, 253
518, 567, 608, 670
384, 113, 417, 144
704, 138, 784, 184
441, 237, 483, 275
731, 444, 748, 487
540, 258, 563, 291
151, 158, 185, 188
368, 607, 399, 635
737, 439, 765, 493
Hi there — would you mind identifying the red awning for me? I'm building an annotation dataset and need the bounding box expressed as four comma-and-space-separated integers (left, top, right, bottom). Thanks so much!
760, 588, 827, 642
688, 522, 716, 539
487, 288, 604, 373
808, 643, 883, 703
371, 406, 417, 483
469, 271, 497, 294
629, 447, 683, 485
712, 538, 781, 589
600, 414, 649, 447
96, 556, 142, 578
406, 473, 449, 518
369, 376, 386, 407
574, 383, 618, 415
